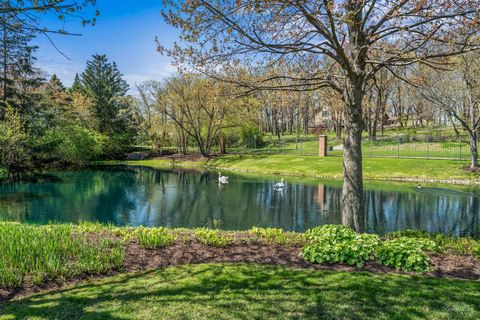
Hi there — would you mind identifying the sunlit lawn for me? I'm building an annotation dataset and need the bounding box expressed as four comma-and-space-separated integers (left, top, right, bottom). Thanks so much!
1, 264, 479, 320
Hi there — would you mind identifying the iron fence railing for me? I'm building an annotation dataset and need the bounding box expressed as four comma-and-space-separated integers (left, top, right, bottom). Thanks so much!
144, 135, 474, 160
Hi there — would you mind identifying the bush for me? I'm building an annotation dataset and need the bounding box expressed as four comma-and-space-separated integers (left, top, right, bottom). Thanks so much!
137, 228, 176, 249
302, 232, 381, 267
195, 228, 233, 247
37, 125, 105, 164
378, 237, 438, 272
386, 229, 480, 257
0, 106, 31, 170
305, 224, 356, 243
240, 126, 265, 148
0, 167, 7, 180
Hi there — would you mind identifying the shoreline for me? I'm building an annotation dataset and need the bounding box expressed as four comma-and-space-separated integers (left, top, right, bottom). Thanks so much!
107, 155, 480, 186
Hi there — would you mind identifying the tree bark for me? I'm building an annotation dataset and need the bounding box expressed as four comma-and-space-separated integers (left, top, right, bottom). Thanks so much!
470, 131, 478, 168
341, 80, 365, 233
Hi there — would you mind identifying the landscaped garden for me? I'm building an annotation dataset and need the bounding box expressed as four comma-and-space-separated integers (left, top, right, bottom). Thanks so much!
0, 222, 479, 318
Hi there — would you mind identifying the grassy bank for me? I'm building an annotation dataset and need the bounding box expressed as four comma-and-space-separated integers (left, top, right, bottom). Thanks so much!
2, 263, 480, 320
114, 155, 479, 184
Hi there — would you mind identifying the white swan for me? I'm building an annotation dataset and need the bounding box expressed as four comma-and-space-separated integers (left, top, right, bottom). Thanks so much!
274, 178, 285, 189
218, 172, 228, 184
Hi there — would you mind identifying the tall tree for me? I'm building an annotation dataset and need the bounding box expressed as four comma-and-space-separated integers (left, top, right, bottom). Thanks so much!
420, 52, 480, 168
160, 0, 480, 232
0, 10, 42, 116
77, 54, 129, 134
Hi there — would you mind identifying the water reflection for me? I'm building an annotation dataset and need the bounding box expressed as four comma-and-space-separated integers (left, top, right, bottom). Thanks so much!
0, 166, 478, 238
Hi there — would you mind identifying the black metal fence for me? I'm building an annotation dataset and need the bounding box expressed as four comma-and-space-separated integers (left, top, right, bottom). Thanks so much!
142, 135, 473, 161
328, 135, 471, 160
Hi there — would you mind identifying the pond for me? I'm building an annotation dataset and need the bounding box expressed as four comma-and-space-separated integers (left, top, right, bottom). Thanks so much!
0, 166, 479, 238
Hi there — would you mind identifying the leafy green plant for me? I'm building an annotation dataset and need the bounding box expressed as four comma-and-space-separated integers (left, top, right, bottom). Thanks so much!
0, 222, 124, 288
302, 232, 381, 267
386, 229, 480, 257
378, 237, 438, 272
137, 228, 176, 249
305, 224, 356, 243
249, 227, 305, 245
195, 228, 233, 247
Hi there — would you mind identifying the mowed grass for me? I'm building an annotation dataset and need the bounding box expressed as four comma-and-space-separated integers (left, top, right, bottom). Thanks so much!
1, 263, 480, 320
118, 155, 478, 182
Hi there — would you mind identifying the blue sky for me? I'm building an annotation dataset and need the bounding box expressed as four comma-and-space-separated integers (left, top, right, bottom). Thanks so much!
33, 0, 178, 91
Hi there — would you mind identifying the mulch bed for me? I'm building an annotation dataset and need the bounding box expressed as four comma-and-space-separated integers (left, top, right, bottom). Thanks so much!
462, 166, 480, 173
2, 239, 479, 302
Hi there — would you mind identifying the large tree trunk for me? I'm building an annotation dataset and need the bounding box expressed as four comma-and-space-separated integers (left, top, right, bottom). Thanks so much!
341, 81, 365, 233
470, 131, 478, 168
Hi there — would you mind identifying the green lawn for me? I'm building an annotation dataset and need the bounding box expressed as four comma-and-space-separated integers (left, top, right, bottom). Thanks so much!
118, 155, 478, 183
1, 263, 479, 320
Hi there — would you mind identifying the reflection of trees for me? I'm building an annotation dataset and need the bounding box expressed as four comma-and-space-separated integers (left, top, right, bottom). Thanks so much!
0, 167, 479, 237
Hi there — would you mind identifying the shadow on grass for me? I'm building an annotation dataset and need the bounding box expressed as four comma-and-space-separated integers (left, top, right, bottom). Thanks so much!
1, 264, 479, 319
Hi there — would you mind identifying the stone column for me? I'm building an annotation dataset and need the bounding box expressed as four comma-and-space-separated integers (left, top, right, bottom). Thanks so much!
319, 135, 327, 157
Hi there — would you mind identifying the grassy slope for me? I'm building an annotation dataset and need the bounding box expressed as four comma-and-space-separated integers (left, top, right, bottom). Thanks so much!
1, 264, 479, 320
117, 155, 478, 182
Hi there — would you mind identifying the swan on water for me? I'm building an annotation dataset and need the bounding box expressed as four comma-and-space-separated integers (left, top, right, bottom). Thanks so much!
218, 172, 228, 184
274, 178, 286, 189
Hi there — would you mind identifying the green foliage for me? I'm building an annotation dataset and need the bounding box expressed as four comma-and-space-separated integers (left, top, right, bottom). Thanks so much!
302, 231, 381, 267
0, 167, 7, 180
386, 230, 480, 257
39, 125, 105, 164
240, 126, 265, 148
0, 222, 124, 288
378, 237, 438, 272
249, 227, 305, 245
195, 228, 233, 247
305, 224, 356, 243
136, 228, 176, 249
0, 106, 31, 170
76, 54, 129, 134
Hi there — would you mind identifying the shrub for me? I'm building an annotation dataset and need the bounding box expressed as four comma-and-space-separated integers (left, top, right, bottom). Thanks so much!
195, 228, 233, 247
0, 167, 7, 180
302, 232, 381, 267
240, 126, 265, 148
0, 105, 31, 170
137, 228, 176, 249
378, 237, 438, 272
386, 229, 480, 257
38, 125, 105, 164
305, 224, 356, 243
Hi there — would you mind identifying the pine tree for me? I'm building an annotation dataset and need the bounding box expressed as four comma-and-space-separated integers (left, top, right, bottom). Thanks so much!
70, 73, 82, 93
0, 10, 43, 117
78, 54, 129, 134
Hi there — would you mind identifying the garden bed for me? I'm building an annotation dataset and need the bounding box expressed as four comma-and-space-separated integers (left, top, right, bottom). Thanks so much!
1, 223, 479, 302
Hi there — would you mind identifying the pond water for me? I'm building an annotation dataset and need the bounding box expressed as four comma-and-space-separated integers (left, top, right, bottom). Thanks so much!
0, 166, 479, 238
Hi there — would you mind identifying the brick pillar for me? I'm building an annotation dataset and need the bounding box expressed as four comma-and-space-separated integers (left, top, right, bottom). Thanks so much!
219, 137, 226, 155
319, 135, 327, 157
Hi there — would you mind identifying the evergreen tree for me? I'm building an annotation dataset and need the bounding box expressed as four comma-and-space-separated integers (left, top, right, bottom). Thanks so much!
77, 54, 129, 134
0, 10, 43, 117
70, 73, 82, 93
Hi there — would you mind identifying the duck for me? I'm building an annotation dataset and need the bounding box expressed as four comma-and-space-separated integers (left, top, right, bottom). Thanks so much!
274, 178, 286, 189
218, 172, 228, 184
